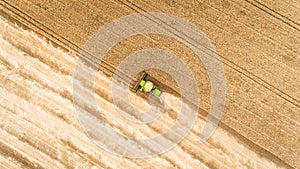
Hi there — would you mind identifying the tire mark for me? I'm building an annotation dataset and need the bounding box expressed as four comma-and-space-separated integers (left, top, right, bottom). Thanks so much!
245, 0, 300, 32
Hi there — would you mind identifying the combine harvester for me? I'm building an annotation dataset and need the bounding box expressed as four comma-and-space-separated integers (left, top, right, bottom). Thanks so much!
131, 71, 162, 98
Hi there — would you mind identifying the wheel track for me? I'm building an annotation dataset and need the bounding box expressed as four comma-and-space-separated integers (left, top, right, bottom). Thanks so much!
245, 0, 300, 31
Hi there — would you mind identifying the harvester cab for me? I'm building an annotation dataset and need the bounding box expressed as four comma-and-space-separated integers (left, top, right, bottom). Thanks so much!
131, 71, 162, 98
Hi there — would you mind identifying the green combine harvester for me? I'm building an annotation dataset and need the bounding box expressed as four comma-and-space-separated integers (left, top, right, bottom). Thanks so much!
131, 71, 162, 98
